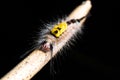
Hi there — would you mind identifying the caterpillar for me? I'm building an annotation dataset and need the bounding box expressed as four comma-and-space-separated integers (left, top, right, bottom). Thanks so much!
20, 16, 87, 59
21, 15, 87, 59
39, 16, 86, 53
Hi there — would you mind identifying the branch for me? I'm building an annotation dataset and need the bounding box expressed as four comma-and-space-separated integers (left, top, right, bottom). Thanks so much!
1, 0, 92, 80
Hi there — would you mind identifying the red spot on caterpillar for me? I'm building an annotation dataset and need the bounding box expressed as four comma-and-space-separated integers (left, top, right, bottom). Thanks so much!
40, 41, 51, 52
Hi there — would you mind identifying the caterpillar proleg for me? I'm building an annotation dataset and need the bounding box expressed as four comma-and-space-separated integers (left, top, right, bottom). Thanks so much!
1, 0, 92, 80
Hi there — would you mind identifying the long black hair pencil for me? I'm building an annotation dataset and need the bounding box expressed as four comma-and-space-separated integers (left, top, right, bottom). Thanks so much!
1, 0, 92, 80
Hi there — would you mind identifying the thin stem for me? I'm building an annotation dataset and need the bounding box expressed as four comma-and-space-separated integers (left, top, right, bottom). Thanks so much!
1, 0, 92, 80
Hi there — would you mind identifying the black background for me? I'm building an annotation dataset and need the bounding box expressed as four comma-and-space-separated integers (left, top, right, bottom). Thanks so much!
0, 0, 117, 80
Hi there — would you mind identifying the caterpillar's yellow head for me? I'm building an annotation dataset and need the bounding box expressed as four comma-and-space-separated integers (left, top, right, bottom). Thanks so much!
51, 22, 68, 38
